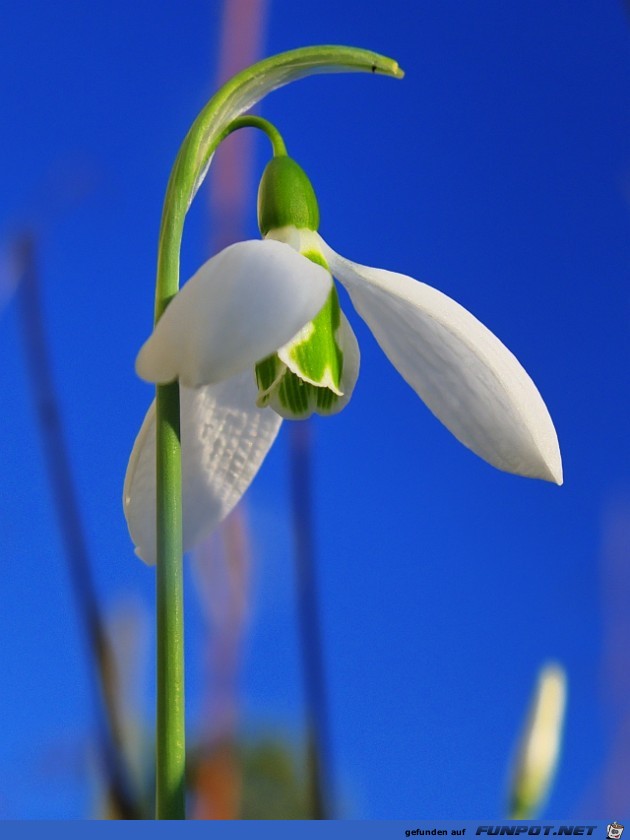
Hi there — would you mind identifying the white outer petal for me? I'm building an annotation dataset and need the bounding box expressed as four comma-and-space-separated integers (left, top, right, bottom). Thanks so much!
136, 239, 332, 387
123, 370, 281, 564
334, 310, 361, 413
320, 237, 562, 484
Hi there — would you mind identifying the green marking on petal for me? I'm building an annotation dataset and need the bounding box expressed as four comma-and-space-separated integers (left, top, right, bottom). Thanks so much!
269, 368, 343, 419
281, 286, 343, 394
254, 285, 347, 419
300, 249, 329, 270
256, 220, 355, 419
255, 355, 284, 407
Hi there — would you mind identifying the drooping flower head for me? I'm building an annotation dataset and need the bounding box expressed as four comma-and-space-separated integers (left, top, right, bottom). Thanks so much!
125, 54, 562, 565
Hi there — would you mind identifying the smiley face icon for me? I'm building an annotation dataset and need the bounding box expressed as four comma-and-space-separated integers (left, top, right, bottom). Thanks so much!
608, 824, 624, 840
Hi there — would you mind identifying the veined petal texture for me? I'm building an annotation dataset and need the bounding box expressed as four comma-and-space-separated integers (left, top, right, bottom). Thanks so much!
124, 370, 282, 564
136, 240, 332, 387
321, 239, 562, 484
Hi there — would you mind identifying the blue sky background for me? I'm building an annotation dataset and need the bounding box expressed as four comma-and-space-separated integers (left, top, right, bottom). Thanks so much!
1, 0, 630, 820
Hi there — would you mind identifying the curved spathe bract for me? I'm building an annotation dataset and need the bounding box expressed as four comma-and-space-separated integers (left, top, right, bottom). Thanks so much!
319, 236, 562, 484
173, 46, 404, 215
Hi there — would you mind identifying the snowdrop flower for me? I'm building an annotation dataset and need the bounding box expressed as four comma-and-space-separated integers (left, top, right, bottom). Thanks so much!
125, 151, 562, 564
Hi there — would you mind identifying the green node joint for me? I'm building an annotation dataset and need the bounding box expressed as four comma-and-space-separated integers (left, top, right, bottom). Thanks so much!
258, 156, 320, 236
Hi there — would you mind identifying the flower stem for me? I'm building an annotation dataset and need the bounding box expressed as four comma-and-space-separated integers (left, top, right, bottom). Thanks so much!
218, 115, 287, 157
154, 198, 186, 818
155, 384, 185, 818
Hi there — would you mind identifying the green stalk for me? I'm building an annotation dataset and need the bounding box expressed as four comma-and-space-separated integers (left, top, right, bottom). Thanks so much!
155, 209, 186, 820
151, 45, 402, 820
218, 115, 287, 157
155, 381, 184, 818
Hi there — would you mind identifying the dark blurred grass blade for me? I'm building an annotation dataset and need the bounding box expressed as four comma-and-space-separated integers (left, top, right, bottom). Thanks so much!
289, 420, 334, 819
14, 232, 141, 819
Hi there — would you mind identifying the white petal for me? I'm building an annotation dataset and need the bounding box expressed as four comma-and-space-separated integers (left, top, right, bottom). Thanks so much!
123, 370, 281, 565
320, 238, 562, 484
136, 239, 332, 387
334, 310, 361, 413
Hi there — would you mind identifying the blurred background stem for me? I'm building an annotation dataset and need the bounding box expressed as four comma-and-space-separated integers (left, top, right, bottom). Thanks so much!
15, 232, 140, 819
289, 420, 334, 819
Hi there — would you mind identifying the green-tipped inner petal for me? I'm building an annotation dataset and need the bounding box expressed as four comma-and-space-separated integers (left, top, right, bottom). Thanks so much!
255, 284, 345, 419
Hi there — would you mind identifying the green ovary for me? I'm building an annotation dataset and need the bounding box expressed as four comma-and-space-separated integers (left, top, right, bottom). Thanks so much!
255, 286, 345, 419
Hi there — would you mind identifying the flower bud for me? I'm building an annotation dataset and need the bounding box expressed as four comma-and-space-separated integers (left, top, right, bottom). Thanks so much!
508, 663, 567, 818
257, 155, 320, 236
